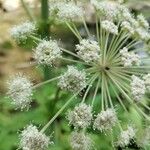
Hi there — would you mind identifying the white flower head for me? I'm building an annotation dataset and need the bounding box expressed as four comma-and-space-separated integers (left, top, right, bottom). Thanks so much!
137, 14, 149, 30
135, 28, 150, 42
93, 108, 117, 132
70, 131, 92, 150
131, 75, 145, 101
67, 103, 93, 129
19, 124, 51, 150
34, 40, 62, 66
91, 0, 119, 20
117, 126, 136, 147
117, 5, 133, 22
54, 2, 83, 21
10, 21, 36, 42
58, 66, 86, 93
143, 73, 150, 92
120, 47, 141, 67
76, 39, 100, 63
7, 73, 33, 110
121, 21, 135, 35
101, 20, 118, 35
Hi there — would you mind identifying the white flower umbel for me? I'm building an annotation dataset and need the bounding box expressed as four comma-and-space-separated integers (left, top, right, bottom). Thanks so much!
135, 28, 150, 42
131, 75, 145, 101
91, 0, 119, 20
20, 124, 51, 150
121, 21, 135, 35
7, 74, 33, 110
143, 74, 150, 92
137, 14, 149, 30
67, 103, 93, 129
34, 40, 62, 66
10, 21, 36, 42
117, 5, 133, 22
70, 131, 92, 150
58, 66, 86, 93
120, 47, 140, 67
117, 126, 135, 148
76, 39, 100, 63
101, 20, 118, 35
56, 2, 83, 20
93, 108, 117, 132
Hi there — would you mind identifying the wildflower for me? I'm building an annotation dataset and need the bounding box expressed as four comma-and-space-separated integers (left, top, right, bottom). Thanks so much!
117, 126, 135, 147
67, 103, 93, 129
117, 5, 133, 22
93, 108, 117, 132
33, 40, 62, 66
19, 124, 51, 150
137, 14, 149, 30
7, 74, 33, 110
58, 66, 86, 93
57, 2, 83, 20
135, 28, 150, 42
76, 39, 100, 63
120, 47, 140, 67
91, 0, 119, 20
101, 20, 118, 35
10, 21, 36, 42
121, 21, 135, 35
143, 74, 150, 92
70, 131, 92, 150
131, 75, 145, 101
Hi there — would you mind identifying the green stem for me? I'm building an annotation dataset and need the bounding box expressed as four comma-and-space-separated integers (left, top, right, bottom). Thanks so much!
41, 92, 79, 133
33, 76, 60, 89
92, 77, 100, 106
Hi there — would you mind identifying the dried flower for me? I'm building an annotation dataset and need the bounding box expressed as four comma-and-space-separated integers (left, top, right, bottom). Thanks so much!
7, 74, 33, 110
10, 21, 36, 42
33, 40, 62, 66
93, 108, 117, 132
58, 66, 86, 93
67, 103, 93, 129
76, 39, 100, 63
70, 131, 92, 150
19, 124, 51, 150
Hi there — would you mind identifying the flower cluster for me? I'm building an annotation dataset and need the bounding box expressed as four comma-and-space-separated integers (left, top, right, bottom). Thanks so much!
7, 0, 150, 149
93, 108, 117, 132
101, 20, 118, 35
76, 39, 100, 63
10, 21, 36, 42
58, 66, 87, 93
143, 73, 150, 92
131, 75, 146, 101
49, 1, 83, 21
120, 47, 140, 67
70, 131, 92, 150
67, 103, 93, 129
19, 124, 51, 150
33, 40, 62, 66
7, 74, 33, 110
117, 126, 136, 148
